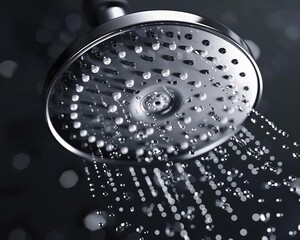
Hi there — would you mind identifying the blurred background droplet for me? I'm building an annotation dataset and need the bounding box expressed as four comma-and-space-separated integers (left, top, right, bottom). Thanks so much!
65, 13, 82, 31
220, 11, 238, 26
0, 60, 18, 78
12, 153, 31, 171
8, 228, 29, 240
285, 25, 300, 41
83, 211, 107, 231
36, 28, 53, 44
59, 169, 79, 189
46, 231, 64, 240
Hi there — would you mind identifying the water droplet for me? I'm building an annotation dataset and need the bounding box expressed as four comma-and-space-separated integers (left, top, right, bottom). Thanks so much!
118, 51, 126, 58
143, 72, 151, 80
76, 85, 84, 92
199, 49, 208, 57
73, 121, 81, 129
240, 228, 248, 236
70, 112, 78, 120
108, 105, 118, 113
199, 93, 207, 101
200, 133, 208, 141
120, 147, 128, 154
146, 127, 155, 135
0, 60, 18, 78
165, 124, 173, 132
161, 69, 170, 77
184, 116, 192, 124
106, 144, 114, 152
80, 130, 88, 137
185, 45, 193, 53
72, 95, 79, 102
194, 81, 202, 88
135, 45, 143, 53
84, 211, 107, 231
180, 73, 188, 80
96, 140, 105, 148
91, 65, 100, 73
169, 42, 177, 51
59, 170, 79, 189
88, 136, 96, 143
152, 42, 160, 50
129, 124, 138, 133
212, 57, 219, 63
70, 104, 78, 111
125, 79, 135, 88
136, 148, 144, 156
103, 57, 111, 65
115, 117, 124, 125
112, 92, 122, 100
194, 106, 204, 112
12, 153, 30, 171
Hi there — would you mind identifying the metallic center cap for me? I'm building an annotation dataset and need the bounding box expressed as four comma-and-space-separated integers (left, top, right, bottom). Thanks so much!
141, 91, 173, 114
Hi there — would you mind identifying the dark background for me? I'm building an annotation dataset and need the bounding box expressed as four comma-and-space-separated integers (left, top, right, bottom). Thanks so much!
0, 0, 299, 239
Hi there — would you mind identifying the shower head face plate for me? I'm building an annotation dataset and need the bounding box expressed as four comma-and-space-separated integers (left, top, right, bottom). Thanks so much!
45, 11, 262, 164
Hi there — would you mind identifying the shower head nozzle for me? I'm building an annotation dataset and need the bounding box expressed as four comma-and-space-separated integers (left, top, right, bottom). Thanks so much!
44, 9, 262, 164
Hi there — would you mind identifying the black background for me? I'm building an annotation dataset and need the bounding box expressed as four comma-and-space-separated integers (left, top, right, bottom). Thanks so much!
0, 0, 299, 239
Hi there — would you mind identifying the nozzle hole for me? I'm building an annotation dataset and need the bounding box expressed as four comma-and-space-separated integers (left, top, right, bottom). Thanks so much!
185, 34, 193, 40
219, 48, 226, 54
166, 31, 174, 38
240, 72, 246, 77
232, 59, 239, 65
202, 40, 210, 46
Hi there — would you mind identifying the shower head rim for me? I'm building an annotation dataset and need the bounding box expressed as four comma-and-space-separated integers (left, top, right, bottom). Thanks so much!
44, 10, 263, 164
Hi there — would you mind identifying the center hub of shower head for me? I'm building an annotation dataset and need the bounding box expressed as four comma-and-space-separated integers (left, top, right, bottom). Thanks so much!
141, 91, 173, 114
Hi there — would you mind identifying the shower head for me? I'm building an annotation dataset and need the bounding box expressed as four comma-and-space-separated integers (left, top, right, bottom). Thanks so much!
44, 1, 262, 164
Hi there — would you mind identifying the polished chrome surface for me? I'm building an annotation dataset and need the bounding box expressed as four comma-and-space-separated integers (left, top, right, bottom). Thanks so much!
98, 6, 127, 23
44, 11, 263, 164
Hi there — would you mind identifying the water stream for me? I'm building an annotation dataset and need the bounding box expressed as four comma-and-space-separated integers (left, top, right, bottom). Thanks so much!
82, 109, 300, 239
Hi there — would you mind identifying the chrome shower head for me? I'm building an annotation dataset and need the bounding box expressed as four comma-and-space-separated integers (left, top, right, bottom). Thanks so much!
44, 2, 262, 164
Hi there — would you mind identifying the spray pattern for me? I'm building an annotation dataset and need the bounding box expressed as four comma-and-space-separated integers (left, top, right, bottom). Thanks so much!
82, 110, 300, 239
